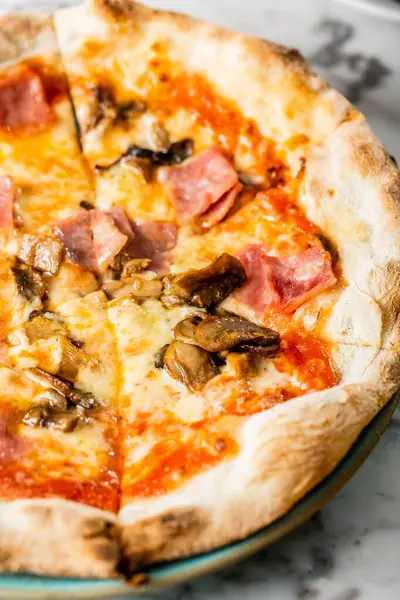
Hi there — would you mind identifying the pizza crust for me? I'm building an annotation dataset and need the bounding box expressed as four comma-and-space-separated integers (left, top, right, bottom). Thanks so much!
0, 499, 120, 577
0, 13, 55, 67
302, 117, 400, 350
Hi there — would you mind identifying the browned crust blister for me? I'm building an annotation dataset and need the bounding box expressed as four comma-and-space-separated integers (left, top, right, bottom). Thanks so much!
0, 13, 54, 65
0, 500, 120, 578
0, 0, 398, 579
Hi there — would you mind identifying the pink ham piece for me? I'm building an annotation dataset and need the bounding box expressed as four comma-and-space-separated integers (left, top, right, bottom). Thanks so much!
0, 414, 28, 463
108, 206, 177, 273
164, 146, 239, 222
127, 220, 178, 274
0, 175, 15, 231
55, 206, 175, 275
0, 65, 54, 131
199, 182, 242, 230
54, 212, 97, 272
90, 210, 128, 272
107, 206, 134, 239
235, 244, 336, 317
54, 210, 127, 274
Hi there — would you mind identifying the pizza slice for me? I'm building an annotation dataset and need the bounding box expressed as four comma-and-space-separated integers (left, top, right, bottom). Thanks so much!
52, 0, 400, 573
0, 14, 122, 577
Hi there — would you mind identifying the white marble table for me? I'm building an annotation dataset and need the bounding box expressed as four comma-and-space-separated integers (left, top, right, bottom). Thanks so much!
2, 0, 400, 598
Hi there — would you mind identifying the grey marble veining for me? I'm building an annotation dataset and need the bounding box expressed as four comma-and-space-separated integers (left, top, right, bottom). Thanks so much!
1, 1, 400, 598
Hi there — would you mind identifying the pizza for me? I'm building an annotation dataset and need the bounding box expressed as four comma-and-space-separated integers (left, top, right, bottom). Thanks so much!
0, 0, 399, 580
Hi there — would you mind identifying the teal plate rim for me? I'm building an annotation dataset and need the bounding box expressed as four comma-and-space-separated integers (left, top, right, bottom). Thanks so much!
0, 392, 397, 599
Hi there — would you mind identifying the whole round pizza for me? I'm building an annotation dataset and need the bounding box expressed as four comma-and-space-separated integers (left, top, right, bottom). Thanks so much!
0, 0, 399, 580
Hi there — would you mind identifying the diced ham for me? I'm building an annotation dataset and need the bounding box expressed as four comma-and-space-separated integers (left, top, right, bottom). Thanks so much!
90, 210, 128, 272
0, 175, 15, 231
164, 147, 239, 221
107, 206, 134, 239
126, 220, 178, 274
235, 244, 337, 316
54, 212, 97, 272
54, 210, 128, 274
108, 206, 178, 273
0, 414, 28, 463
199, 182, 242, 230
0, 65, 54, 132
55, 207, 176, 275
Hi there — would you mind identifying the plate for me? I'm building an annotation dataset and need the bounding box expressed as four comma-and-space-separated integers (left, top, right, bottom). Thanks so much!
0, 392, 398, 599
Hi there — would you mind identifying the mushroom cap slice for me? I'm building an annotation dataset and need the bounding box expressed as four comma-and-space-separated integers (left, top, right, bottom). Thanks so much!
194, 315, 280, 353
164, 341, 219, 391
173, 315, 204, 344
11, 265, 45, 302
162, 253, 246, 309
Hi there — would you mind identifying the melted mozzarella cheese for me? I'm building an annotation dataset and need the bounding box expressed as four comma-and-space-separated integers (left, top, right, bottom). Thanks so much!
108, 298, 202, 418
0, 257, 41, 333
46, 263, 99, 310
109, 298, 298, 426
57, 292, 120, 404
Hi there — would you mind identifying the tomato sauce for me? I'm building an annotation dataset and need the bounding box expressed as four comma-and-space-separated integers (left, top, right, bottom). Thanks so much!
139, 59, 287, 179
0, 407, 120, 512
24, 58, 67, 105
123, 331, 335, 500
0, 467, 118, 512
123, 419, 238, 499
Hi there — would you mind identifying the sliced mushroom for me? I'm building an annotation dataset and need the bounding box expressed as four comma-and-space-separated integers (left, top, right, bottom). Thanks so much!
226, 352, 257, 378
121, 157, 153, 183
116, 100, 147, 124
173, 316, 204, 344
33, 310, 63, 322
86, 86, 147, 135
18, 234, 64, 275
314, 233, 339, 262
26, 368, 72, 396
147, 121, 170, 153
31, 237, 64, 274
57, 336, 92, 382
121, 258, 151, 278
23, 405, 48, 428
162, 254, 246, 309
166, 139, 194, 165
36, 388, 68, 410
46, 410, 79, 433
68, 389, 99, 409
163, 341, 219, 391
23, 404, 79, 432
11, 265, 45, 302
23, 314, 67, 343
130, 277, 163, 299
154, 344, 169, 369
95, 138, 193, 173
238, 172, 265, 187
194, 315, 280, 354
103, 277, 162, 300
87, 86, 116, 132
80, 200, 95, 210
17, 234, 37, 264
102, 280, 127, 299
